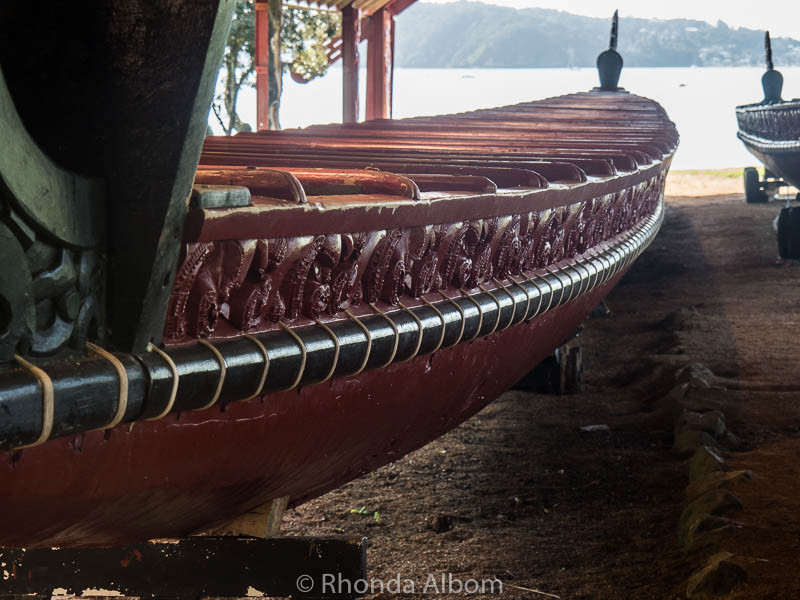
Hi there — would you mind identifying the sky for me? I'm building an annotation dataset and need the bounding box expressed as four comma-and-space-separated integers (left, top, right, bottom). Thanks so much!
423, 0, 800, 39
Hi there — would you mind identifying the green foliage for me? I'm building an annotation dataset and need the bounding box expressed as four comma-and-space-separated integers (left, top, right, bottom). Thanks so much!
213, 0, 340, 135
282, 7, 341, 82
348, 506, 381, 522
213, 0, 256, 135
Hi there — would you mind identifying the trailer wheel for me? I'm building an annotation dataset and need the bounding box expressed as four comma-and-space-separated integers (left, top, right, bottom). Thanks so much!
777, 207, 800, 259
744, 167, 767, 203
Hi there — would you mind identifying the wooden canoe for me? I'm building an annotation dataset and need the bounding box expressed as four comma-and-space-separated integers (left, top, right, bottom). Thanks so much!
737, 99, 800, 189
0, 89, 677, 547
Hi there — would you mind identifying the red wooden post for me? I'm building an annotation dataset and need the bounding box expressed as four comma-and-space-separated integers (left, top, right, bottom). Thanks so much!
341, 5, 361, 123
255, 0, 269, 131
390, 12, 395, 117
365, 8, 394, 121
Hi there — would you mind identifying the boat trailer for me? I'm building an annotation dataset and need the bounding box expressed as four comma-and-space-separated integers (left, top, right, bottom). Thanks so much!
736, 32, 800, 258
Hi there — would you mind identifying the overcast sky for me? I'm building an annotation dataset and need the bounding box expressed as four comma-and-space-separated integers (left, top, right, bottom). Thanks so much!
424, 0, 800, 39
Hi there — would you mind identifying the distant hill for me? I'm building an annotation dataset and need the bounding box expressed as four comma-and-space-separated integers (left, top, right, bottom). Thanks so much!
395, 2, 800, 68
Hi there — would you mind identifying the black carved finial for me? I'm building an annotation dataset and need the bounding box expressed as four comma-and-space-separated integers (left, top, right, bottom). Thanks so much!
761, 30, 783, 103
765, 31, 774, 71
609, 9, 618, 51
597, 10, 623, 91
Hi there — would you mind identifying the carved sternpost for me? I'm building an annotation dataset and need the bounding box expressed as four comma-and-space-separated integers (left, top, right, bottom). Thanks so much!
762, 31, 783, 104
0, 2, 237, 353
597, 10, 624, 91
105, 1, 237, 352
0, 66, 106, 360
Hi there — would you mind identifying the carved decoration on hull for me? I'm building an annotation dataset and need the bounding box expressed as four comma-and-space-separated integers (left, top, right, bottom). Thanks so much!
164, 174, 665, 344
0, 63, 106, 362
0, 206, 105, 360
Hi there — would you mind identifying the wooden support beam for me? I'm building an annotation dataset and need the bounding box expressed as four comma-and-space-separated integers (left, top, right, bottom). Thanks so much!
226, 495, 290, 538
0, 537, 368, 599
365, 8, 394, 121
268, 0, 283, 130
388, 0, 417, 16
255, 1, 269, 131
341, 5, 361, 123
391, 13, 396, 112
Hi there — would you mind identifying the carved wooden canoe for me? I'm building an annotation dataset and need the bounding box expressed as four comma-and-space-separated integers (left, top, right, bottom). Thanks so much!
736, 33, 800, 190
737, 99, 800, 189
0, 87, 677, 547
0, 5, 678, 548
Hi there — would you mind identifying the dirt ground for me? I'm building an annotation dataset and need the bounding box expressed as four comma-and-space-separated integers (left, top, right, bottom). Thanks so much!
281, 171, 800, 599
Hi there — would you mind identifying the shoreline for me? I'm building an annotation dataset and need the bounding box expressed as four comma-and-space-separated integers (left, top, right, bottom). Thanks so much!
666, 167, 800, 198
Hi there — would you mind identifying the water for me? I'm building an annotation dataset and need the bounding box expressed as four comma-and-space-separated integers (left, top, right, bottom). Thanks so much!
215, 67, 800, 170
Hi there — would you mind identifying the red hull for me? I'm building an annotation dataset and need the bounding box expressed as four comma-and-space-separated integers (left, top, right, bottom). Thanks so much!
0, 2, 678, 553
0, 85, 675, 547
0, 274, 617, 548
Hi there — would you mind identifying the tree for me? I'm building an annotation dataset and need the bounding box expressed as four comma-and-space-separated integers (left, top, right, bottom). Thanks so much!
212, 0, 256, 135
212, 0, 341, 134
282, 6, 341, 83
